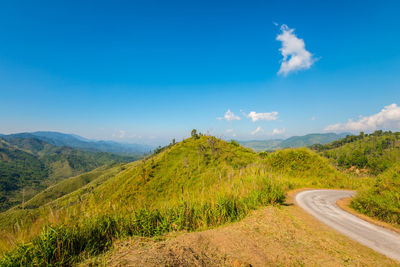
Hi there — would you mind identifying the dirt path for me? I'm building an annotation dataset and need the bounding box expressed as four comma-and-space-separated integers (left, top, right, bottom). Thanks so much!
88, 201, 398, 266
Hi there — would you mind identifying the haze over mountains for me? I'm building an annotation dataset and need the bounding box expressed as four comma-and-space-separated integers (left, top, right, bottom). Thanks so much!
1, 131, 153, 155
239, 133, 349, 152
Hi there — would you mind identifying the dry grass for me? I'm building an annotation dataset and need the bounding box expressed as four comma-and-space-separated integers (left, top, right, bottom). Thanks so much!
86, 202, 399, 267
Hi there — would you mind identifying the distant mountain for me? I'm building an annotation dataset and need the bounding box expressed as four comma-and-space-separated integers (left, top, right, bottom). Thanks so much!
2, 131, 153, 155
239, 133, 350, 152
279, 133, 350, 148
239, 139, 283, 152
0, 136, 139, 212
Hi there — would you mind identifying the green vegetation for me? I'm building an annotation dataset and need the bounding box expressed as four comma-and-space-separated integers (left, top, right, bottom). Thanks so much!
0, 137, 138, 212
351, 164, 400, 226
0, 133, 363, 266
309, 130, 400, 227
311, 130, 400, 175
1, 185, 283, 266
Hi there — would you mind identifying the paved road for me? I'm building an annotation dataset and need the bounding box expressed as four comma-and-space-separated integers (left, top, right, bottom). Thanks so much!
295, 189, 400, 262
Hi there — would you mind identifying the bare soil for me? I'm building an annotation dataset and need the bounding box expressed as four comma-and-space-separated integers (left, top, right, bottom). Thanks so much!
84, 197, 399, 267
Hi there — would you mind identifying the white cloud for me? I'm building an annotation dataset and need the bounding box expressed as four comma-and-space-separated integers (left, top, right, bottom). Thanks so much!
272, 128, 286, 135
311, 116, 316, 121
217, 109, 240, 121
251, 126, 264, 135
276, 24, 315, 76
325, 104, 400, 132
226, 129, 234, 133
248, 111, 278, 122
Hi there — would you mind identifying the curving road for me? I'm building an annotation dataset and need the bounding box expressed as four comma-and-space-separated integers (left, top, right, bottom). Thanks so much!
296, 190, 400, 262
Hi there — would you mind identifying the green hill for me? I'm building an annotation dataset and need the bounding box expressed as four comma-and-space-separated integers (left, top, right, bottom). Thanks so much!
0, 134, 362, 266
239, 133, 348, 152
0, 137, 139, 212
311, 130, 400, 175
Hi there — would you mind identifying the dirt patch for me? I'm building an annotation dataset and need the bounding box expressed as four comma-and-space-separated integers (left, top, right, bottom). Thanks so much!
91, 203, 398, 266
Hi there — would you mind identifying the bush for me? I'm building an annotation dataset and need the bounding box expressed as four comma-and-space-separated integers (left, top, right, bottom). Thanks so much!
351, 165, 400, 225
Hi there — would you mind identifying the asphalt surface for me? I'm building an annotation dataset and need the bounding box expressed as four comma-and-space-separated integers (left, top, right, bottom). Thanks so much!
295, 189, 400, 262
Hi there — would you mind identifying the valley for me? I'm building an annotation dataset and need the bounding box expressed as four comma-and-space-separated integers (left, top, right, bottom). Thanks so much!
0, 133, 146, 212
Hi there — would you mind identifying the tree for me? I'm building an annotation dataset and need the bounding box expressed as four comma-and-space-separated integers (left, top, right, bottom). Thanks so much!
191, 129, 199, 139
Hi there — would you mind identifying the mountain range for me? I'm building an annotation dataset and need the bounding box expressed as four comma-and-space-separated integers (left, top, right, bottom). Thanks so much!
0, 132, 148, 212
239, 133, 350, 152
1, 131, 153, 155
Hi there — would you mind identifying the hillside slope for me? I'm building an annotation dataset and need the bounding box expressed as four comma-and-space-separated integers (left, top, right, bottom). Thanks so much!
0, 136, 137, 212
0, 135, 364, 266
351, 163, 400, 226
312, 130, 400, 175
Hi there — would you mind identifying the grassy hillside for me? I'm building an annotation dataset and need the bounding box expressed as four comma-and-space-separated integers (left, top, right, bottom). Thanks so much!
0, 134, 364, 266
312, 130, 400, 175
0, 137, 138, 212
240, 133, 347, 152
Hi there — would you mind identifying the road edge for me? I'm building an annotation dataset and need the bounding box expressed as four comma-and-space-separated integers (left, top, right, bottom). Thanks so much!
289, 188, 400, 235
337, 197, 400, 235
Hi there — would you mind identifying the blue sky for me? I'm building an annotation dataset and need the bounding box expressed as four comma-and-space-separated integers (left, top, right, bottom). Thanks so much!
1, 0, 400, 145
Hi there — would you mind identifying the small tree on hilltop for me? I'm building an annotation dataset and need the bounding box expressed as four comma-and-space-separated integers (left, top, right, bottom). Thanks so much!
191, 129, 199, 139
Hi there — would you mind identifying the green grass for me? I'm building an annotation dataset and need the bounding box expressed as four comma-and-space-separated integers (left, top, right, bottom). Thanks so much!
1, 179, 285, 266
351, 164, 400, 226
0, 135, 367, 266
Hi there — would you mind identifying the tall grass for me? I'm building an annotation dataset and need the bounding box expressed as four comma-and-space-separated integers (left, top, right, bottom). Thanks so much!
0, 179, 284, 266
351, 164, 400, 226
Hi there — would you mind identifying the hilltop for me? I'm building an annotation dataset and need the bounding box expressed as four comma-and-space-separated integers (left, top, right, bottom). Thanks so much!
0, 133, 365, 266
239, 132, 348, 152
